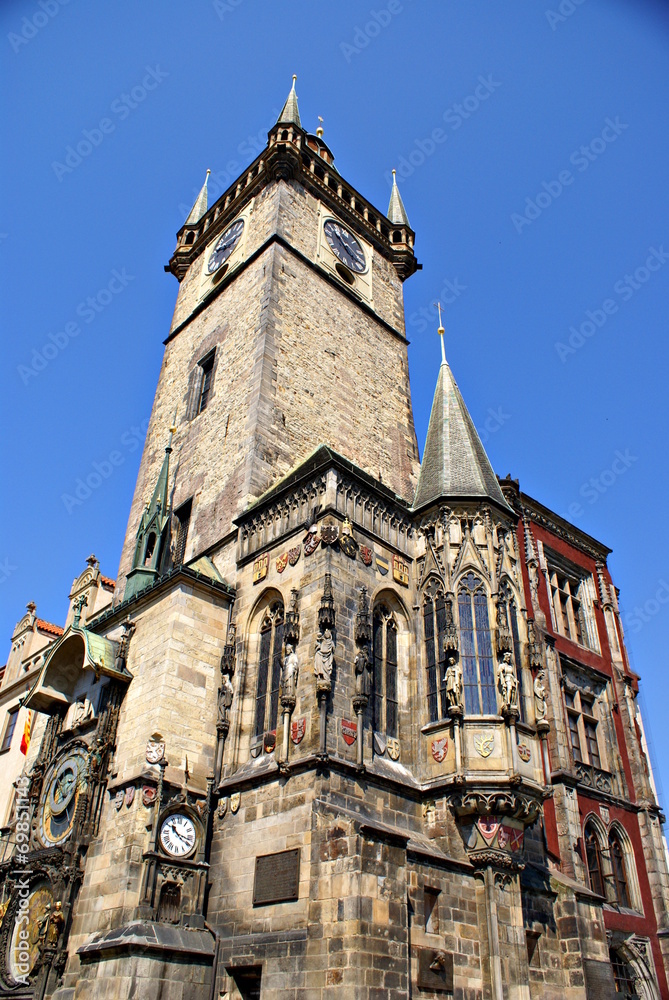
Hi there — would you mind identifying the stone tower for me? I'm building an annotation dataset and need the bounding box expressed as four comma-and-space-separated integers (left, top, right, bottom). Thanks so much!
1, 79, 668, 1000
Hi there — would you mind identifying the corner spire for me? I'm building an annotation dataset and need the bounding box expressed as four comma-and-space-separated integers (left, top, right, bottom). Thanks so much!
276, 74, 301, 128
185, 169, 210, 225
413, 322, 511, 512
387, 169, 410, 227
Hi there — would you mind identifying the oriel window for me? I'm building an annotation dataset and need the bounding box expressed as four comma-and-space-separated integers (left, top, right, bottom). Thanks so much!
254, 602, 284, 738
458, 573, 496, 715
422, 580, 449, 722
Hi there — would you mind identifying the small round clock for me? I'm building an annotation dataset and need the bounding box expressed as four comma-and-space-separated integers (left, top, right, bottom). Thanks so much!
323, 220, 366, 273
206, 219, 244, 274
39, 750, 88, 847
159, 813, 197, 858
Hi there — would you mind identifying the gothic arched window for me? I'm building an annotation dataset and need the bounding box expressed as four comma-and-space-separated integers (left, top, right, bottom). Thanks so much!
372, 604, 398, 737
584, 821, 606, 897
422, 580, 450, 723
458, 573, 496, 715
609, 829, 631, 908
254, 601, 284, 738
609, 947, 640, 997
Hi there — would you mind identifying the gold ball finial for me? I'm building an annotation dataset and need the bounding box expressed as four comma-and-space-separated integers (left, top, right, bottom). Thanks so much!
392, 168, 397, 179
436, 303, 446, 363
316, 115, 324, 138
292, 74, 297, 84
205, 168, 211, 178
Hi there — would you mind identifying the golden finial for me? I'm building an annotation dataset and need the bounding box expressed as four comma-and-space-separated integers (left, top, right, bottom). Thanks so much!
169, 406, 178, 436
316, 116, 324, 138
436, 302, 446, 364
205, 168, 211, 179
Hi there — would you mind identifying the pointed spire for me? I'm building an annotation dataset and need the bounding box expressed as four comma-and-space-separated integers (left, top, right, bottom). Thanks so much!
413, 322, 511, 512
185, 169, 210, 225
387, 169, 410, 227
277, 74, 301, 128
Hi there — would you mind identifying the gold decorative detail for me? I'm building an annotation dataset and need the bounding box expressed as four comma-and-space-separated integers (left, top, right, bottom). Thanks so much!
473, 733, 495, 758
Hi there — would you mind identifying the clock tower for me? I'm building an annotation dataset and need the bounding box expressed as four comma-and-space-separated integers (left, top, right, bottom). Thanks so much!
4, 77, 669, 1000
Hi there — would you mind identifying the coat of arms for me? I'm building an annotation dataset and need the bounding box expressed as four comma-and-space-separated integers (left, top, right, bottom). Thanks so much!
359, 545, 373, 566
341, 719, 357, 746
321, 522, 339, 547
288, 546, 301, 566
507, 827, 524, 852
431, 737, 449, 763
376, 555, 389, 575
477, 816, 500, 844
304, 530, 320, 556
217, 796, 228, 819
264, 730, 276, 753
253, 553, 269, 583
392, 554, 409, 586
145, 739, 165, 765
291, 717, 306, 744
474, 733, 495, 758
387, 737, 400, 761
517, 742, 531, 763
340, 534, 358, 558
114, 789, 124, 811
276, 552, 289, 574
125, 785, 135, 808
373, 732, 387, 756
230, 792, 240, 813
250, 735, 263, 758
142, 785, 157, 807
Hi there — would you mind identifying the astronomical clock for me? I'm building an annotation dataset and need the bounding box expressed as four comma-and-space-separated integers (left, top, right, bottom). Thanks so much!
0, 611, 133, 997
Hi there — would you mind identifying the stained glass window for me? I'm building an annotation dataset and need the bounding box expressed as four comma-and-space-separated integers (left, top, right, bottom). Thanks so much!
458, 573, 496, 715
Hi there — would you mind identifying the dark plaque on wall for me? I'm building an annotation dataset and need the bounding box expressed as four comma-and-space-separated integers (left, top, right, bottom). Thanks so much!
253, 848, 300, 906
583, 959, 616, 999
417, 948, 454, 992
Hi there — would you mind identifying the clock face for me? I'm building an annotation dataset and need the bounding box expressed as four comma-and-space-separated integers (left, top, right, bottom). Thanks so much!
159, 813, 197, 858
6, 882, 53, 983
39, 750, 88, 847
206, 219, 244, 274
324, 220, 366, 273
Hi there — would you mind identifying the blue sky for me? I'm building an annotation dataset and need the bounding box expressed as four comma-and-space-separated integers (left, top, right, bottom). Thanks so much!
2, 0, 668, 793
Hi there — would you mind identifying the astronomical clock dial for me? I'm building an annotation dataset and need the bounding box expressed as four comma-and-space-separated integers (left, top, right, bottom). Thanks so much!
323, 220, 366, 273
206, 219, 244, 274
159, 813, 197, 858
6, 882, 53, 984
38, 749, 88, 847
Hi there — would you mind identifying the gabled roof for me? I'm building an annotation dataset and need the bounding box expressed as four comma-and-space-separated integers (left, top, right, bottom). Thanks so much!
35, 618, 64, 637
413, 355, 511, 512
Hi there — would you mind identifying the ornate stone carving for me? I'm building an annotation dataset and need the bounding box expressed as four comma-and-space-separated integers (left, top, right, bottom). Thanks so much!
318, 574, 336, 631
314, 630, 335, 691
444, 657, 462, 710
280, 643, 299, 708
284, 588, 300, 646
498, 652, 518, 711
534, 670, 547, 722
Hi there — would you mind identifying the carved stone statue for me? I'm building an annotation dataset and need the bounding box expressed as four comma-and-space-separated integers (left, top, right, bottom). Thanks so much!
281, 643, 299, 703
354, 645, 372, 699
218, 674, 234, 724
314, 629, 334, 687
88, 737, 108, 779
444, 656, 462, 709
45, 901, 65, 948
71, 696, 94, 729
498, 651, 518, 710
534, 670, 547, 721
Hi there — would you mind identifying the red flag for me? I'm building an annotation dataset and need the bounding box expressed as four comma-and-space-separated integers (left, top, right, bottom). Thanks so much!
19, 711, 32, 755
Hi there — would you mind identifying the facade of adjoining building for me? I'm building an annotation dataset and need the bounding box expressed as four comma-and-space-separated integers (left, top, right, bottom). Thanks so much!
0, 79, 668, 1000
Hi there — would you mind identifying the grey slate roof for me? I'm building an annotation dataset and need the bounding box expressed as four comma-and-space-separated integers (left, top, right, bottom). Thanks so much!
185, 169, 209, 225
277, 76, 301, 128
387, 171, 410, 226
413, 358, 511, 511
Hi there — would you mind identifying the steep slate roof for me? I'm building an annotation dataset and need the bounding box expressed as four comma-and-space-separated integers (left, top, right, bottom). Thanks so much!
413, 356, 511, 512
387, 170, 410, 226
184, 169, 210, 225
276, 75, 301, 128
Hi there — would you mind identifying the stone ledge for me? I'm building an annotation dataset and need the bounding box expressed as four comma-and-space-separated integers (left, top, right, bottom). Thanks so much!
77, 920, 215, 961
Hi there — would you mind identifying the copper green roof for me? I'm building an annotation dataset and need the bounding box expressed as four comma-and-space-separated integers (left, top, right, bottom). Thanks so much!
413, 358, 511, 511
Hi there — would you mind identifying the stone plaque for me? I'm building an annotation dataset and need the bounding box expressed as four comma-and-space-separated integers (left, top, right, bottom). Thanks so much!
583, 959, 616, 998
417, 948, 453, 992
253, 848, 300, 906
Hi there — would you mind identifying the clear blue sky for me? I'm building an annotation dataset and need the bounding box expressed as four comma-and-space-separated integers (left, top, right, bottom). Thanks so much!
2, 1, 668, 794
